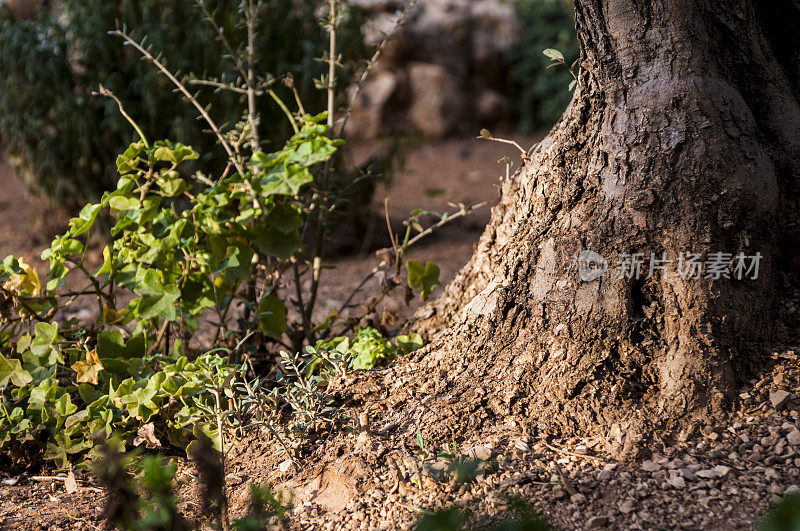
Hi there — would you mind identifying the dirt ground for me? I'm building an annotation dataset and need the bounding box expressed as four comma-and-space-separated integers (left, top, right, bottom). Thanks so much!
2, 134, 799, 530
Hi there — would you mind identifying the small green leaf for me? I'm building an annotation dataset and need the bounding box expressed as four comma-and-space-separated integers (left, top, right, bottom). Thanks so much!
257, 296, 287, 340
153, 142, 198, 164
479, 128, 493, 139
407, 260, 440, 301
133, 269, 180, 321
68, 203, 101, 236
0, 353, 33, 388
156, 170, 189, 197
395, 333, 423, 355
543, 48, 565, 62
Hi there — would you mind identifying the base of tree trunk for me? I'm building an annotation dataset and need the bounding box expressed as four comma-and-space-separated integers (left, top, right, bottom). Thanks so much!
346, 0, 800, 456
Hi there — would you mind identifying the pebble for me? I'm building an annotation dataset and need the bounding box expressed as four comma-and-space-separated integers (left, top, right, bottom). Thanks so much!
787, 429, 800, 446
618, 500, 635, 514
586, 515, 609, 528
642, 461, 660, 472
667, 476, 686, 489
771, 390, 792, 409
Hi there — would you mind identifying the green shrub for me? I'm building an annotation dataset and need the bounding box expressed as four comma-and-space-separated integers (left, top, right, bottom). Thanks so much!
0, 0, 474, 472
508, 0, 577, 132
0, 0, 364, 206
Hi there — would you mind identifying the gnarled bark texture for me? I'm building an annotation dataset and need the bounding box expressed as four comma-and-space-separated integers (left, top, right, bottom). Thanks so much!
378, 0, 800, 454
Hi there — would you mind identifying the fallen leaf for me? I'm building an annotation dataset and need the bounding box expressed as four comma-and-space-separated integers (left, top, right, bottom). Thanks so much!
64, 471, 78, 494
133, 422, 162, 449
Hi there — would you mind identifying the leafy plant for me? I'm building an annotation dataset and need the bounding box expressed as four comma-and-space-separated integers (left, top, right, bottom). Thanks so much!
0, 0, 471, 471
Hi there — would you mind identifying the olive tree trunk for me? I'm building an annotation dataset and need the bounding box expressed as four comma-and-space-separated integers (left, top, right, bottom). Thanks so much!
396, 0, 800, 453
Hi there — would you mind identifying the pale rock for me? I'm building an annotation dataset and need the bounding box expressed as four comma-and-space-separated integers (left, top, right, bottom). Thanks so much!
586, 515, 609, 528
571, 493, 587, 503
641, 460, 660, 472
618, 500, 635, 514
771, 390, 792, 409
667, 476, 686, 489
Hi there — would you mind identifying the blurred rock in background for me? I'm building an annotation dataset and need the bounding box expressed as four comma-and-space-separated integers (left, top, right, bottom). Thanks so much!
346, 0, 520, 138
1, 0, 46, 20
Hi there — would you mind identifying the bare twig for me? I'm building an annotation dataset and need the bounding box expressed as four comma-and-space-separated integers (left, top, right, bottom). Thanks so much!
405, 201, 488, 248
327, 0, 337, 128
245, 0, 261, 151
189, 79, 259, 95
110, 30, 244, 176
544, 442, 608, 464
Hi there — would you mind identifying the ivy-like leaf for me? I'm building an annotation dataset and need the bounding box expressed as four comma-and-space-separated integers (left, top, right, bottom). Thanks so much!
152, 141, 198, 164
0, 353, 33, 388
133, 269, 180, 321
71, 349, 104, 385
407, 260, 441, 301
257, 296, 287, 339
68, 203, 101, 236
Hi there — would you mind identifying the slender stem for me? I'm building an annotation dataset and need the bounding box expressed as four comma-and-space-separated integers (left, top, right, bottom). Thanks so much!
479, 136, 528, 155
327, 0, 337, 128
405, 202, 488, 248
95, 85, 149, 148
189, 79, 258, 95
197, 1, 249, 82
292, 262, 311, 345
245, 0, 261, 152
110, 30, 245, 176
268, 91, 299, 134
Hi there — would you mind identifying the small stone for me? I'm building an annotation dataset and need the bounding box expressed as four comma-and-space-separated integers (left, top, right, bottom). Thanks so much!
787, 429, 800, 446
224, 474, 243, 486
771, 390, 792, 409
667, 476, 686, 489
713, 465, 731, 477
586, 516, 609, 528
597, 470, 613, 482
786, 485, 800, 496
571, 493, 587, 504
696, 469, 722, 479
642, 460, 660, 472
468, 445, 493, 461
618, 500, 634, 514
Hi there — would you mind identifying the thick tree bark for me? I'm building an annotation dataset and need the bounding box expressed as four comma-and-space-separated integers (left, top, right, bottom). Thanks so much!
382, 0, 800, 454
